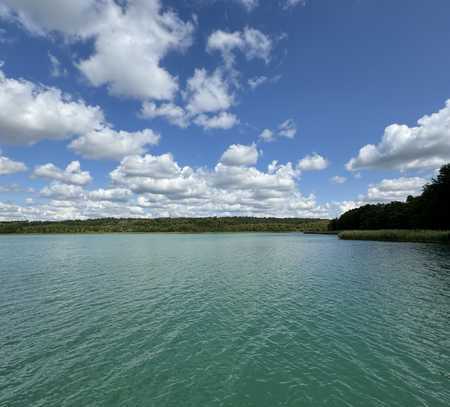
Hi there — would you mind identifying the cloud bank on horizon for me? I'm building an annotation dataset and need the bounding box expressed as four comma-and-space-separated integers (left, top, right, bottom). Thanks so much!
0, 0, 449, 220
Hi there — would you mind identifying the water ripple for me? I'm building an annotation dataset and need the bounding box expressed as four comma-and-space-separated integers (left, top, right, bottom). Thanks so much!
0, 233, 449, 407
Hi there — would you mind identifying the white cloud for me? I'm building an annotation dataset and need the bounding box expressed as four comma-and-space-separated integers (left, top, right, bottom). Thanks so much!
259, 129, 274, 142
242, 28, 272, 63
1, 144, 333, 220
347, 100, 450, 171
0, 183, 31, 193
0, 199, 147, 221
141, 71, 239, 130
207, 27, 272, 67
212, 160, 300, 193
0, 70, 103, 145
331, 175, 347, 184
194, 112, 239, 130
33, 161, 91, 186
0, 154, 27, 175
365, 176, 427, 202
108, 146, 325, 218
48, 52, 66, 78
185, 68, 234, 115
278, 119, 297, 139
326, 176, 429, 218
220, 144, 259, 167
111, 153, 206, 199
0, 0, 99, 36
259, 119, 297, 143
0, 70, 160, 158
235, 0, 259, 12
1, 0, 194, 101
69, 128, 160, 161
111, 154, 181, 180
248, 75, 281, 90
140, 102, 189, 128
298, 153, 329, 171
39, 181, 134, 206
40, 182, 85, 200
248, 76, 268, 89
88, 188, 132, 203
78, 1, 194, 100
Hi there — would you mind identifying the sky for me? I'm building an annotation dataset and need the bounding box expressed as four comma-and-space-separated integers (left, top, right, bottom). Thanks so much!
0, 0, 449, 220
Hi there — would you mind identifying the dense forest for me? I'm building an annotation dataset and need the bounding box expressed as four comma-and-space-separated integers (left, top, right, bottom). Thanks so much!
0, 217, 329, 234
330, 163, 450, 231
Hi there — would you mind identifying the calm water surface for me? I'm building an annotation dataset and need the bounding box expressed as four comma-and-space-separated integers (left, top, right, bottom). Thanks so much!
0, 233, 449, 406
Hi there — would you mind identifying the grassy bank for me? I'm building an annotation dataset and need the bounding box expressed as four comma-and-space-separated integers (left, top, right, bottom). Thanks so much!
338, 230, 450, 244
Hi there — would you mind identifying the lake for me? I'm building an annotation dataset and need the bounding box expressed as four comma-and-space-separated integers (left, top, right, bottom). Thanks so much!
0, 233, 449, 406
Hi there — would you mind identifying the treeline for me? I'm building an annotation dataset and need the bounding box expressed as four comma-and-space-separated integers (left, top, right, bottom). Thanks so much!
0, 217, 330, 234
330, 163, 450, 231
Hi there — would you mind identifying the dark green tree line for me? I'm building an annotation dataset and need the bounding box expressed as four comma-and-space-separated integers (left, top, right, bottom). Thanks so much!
329, 163, 450, 231
0, 217, 330, 234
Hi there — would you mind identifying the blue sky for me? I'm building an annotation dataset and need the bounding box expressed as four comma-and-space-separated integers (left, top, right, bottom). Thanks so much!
0, 0, 449, 220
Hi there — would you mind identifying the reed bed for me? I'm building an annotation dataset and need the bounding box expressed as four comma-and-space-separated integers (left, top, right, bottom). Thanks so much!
338, 230, 450, 244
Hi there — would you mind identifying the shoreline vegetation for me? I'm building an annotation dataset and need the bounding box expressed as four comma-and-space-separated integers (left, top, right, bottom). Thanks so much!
338, 230, 450, 244
0, 217, 330, 234
329, 163, 450, 244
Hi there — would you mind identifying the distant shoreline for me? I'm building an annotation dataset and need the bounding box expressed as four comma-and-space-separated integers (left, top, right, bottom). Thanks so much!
0, 217, 330, 234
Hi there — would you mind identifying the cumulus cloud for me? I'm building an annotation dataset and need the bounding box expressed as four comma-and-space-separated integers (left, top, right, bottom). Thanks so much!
298, 153, 329, 171
0, 70, 103, 145
69, 128, 160, 161
220, 144, 259, 167
207, 27, 272, 67
330, 175, 347, 184
141, 71, 239, 130
259, 129, 274, 142
1, 143, 334, 220
40, 182, 85, 201
0, 0, 99, 36
0, 183, 31, 193
1, 0, 194, 101
0, 69, 160, 159
108, 145, 326, 218
48, 52, 66, 78
0, 198, 146, 221
39, 181, 133, 204
235, 0, 259, 11
88, 188, 132, 203
140, 102, 189, 128
78, 1, 194, 100
0, 154, 27, 175
111, 154, 181, 180
259, 119, 297, 142
326, 176, 429, 218
278, 119, 297, 139
184, 68, 234, 115
33, 161, 91, 186
111, 153, 205, 199
194, 112, 239, 130
26, 179, 139, 220
347, 100, 450, 171
365, 176, 427, 202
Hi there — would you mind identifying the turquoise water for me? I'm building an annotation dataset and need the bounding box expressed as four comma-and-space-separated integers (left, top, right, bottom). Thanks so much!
0, 233, 449, 407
